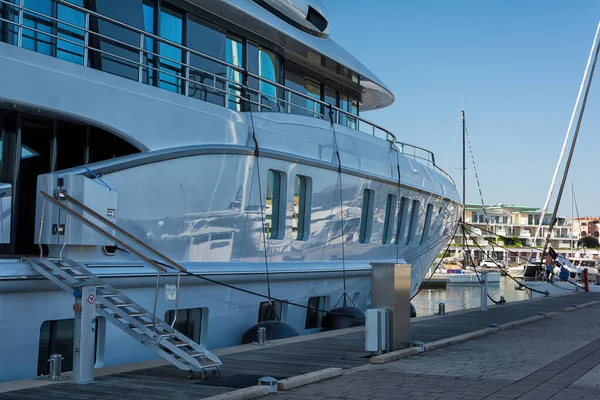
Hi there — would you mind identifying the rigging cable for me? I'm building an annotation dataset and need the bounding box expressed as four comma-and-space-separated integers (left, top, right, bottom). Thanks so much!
462, 118, 502, 303
531, 21, 600, 261
573, 185, 586, 255
461, 226, 551, 295
327, 104, 351, 307
244, 73, 277, 320
462, 223, 584, 291
410, 220, 461, 300
394, 144, 402, 264
461, 225, 503, 304
464, 125, 491, 233
114, 216, 457, 319
540, 25, 600, 261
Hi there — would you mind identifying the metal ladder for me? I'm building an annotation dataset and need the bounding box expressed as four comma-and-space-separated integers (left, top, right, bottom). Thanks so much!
30, 257, 221, 379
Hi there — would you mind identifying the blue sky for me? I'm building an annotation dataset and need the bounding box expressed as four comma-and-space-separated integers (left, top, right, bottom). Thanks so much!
327, 0, 600, 218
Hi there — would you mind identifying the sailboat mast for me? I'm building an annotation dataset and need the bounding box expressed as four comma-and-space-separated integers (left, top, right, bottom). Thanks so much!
541, 25, 600, 259
462, 110, 466, 266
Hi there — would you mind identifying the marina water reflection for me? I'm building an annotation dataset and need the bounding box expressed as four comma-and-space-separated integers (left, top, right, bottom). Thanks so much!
412, 276, 530, 316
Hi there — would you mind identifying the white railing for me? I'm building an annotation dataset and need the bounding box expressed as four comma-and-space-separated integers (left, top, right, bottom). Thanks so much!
0, 0, 455, 186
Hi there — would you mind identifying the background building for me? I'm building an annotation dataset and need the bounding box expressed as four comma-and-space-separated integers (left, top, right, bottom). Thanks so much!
571, 217, 600, 239
451, 203, 574, 266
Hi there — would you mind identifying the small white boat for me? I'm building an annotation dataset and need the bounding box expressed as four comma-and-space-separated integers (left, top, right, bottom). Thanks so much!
557, 256, 600, 282
431, 267, 501, 285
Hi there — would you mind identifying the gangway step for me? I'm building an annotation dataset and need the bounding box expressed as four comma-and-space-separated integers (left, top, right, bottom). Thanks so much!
29, 257, 221, 376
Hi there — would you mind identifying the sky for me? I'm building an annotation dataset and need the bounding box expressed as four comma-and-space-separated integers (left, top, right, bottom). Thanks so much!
326, 0, 600, 218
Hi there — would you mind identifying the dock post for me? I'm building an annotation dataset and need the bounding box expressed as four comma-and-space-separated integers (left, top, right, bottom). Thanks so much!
480, 270, 488, 311
370, 263, 411, 351
72, 285, 97, 384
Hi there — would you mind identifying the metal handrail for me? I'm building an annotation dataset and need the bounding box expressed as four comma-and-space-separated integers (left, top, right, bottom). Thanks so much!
39, 191, 168, 273
38, 190, 185, 333
60, 192, 188, 273
1, 0, 456, 186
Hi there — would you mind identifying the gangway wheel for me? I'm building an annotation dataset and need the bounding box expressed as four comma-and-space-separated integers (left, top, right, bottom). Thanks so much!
212, 370, 221, 378
199, 371, 207, 380
186, 370, 193, 379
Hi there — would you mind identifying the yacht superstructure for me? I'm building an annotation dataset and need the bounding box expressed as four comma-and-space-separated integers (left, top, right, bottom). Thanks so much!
0, 0, 461, 382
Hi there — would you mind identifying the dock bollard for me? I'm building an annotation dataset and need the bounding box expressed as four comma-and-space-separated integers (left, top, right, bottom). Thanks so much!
409, 341, 425, 353
257, 327, 266, 345
258, 376, 278, 393
48, 353, 64, 381
438, 302, 446, 316
480, 271, 488, 311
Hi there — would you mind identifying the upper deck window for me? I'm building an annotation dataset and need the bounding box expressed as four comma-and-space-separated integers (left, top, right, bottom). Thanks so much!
1, 0, 362, 128
186, 15, 243, 110
158, 5, 183, 93
248, 43, 282, 112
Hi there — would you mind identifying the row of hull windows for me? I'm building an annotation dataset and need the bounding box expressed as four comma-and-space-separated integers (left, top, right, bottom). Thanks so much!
266, 169, 438, 246
361, 191, 435, 246
0, 0, 360, 126
36, 296, 332, 375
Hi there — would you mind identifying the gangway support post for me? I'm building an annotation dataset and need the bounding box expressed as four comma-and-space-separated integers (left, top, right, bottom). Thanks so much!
370, 263, 411, 351
480, 270, 488, 311
73, 284, 97, 384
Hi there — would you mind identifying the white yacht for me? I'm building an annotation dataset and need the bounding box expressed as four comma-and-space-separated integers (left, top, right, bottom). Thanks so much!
0, 0, 460, 382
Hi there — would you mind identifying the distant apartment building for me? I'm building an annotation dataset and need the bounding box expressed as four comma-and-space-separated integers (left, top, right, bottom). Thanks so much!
571, 217, 600, 239
451, 203, 573, 265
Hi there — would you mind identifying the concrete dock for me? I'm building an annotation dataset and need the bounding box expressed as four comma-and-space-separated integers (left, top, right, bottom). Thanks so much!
1, 292, 599, 400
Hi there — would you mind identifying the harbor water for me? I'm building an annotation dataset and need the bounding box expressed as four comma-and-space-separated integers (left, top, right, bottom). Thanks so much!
412, 276, 530, 316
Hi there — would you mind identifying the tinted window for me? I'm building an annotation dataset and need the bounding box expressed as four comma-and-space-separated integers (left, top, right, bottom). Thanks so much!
406, 200, 420, 245
293, 175, 311, 240
38, 318, 100, 376
359, 189, 374, 244
56, 0, 85, 64
164, 308, 203, 344
395, 197, 409, 244
265, 170, 285, 239
248, 43, 282, 112
258, 301, 283, 322
285, 69, 321, 117
382, 194, 397, 244
0, 1, 18, 45
305, 296, 328, 329
421, 203, 434, 245
324, 86, 337, 121
186, 15, 227, 105
157, 5, 182, 93
90, 0, 146, 81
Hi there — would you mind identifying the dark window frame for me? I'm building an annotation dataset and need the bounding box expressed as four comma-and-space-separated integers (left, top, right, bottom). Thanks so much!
421, 203, 434, 245
359, 188, 374, 244
304, 295, 328, 329
406, 199, 420, 245
382, 193, 397, 244
164, 307, 203, 344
